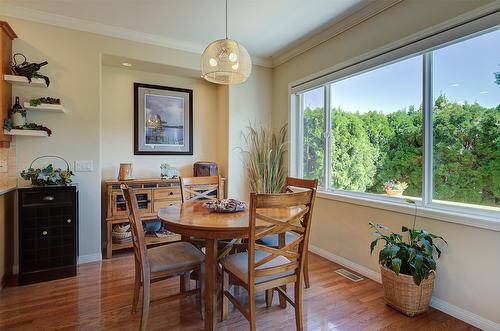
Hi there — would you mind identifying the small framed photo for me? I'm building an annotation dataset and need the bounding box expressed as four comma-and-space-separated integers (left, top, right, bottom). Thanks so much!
134, 83, 193, 155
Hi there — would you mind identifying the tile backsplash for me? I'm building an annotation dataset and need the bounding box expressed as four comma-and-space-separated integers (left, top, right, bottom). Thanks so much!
0, 139, 17, 186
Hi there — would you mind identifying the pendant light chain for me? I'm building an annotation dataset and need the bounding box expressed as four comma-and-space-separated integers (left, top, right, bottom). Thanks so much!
225, 0, 228, 39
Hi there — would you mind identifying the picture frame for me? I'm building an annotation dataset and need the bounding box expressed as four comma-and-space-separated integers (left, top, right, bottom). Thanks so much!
134, 83, 193, 155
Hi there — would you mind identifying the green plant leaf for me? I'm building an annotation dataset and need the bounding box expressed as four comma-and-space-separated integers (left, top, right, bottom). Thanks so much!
379, 246, 392, 262
391, 258, 402, 275
434, 245, 442, 258
421, 239, 433, 256
390, 245, 400, 257
370, 239, 379, 255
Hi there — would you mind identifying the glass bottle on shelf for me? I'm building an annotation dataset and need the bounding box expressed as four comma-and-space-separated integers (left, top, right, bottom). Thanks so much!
11, 96, 26, 127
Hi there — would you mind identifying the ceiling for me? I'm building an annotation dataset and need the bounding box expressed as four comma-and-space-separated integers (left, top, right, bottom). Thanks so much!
0, 0, 372, 64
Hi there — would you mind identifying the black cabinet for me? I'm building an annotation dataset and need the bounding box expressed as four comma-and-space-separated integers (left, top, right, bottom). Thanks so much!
19, 186, 78, 285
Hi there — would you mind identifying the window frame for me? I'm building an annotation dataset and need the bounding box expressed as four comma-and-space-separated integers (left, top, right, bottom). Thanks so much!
288, 9, 500, 230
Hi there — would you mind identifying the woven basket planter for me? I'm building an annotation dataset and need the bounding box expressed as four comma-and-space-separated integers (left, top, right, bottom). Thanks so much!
380, 265, 435, 316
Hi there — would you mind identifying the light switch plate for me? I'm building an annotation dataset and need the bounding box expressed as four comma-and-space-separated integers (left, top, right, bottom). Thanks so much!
0, 160, 7, 173
75, 160, 93, 172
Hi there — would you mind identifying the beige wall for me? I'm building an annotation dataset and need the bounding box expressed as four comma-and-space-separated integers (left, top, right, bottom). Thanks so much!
271, 0, 499, 326
0, 139, 16, 186
227, 66, 273, 201
101, 66, 221, 180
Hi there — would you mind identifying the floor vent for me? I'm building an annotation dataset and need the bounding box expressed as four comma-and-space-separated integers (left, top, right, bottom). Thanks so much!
335, 268, 364, 282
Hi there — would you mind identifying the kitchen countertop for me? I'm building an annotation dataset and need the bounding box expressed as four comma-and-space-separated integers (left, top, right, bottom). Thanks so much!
0, 182, 17, 196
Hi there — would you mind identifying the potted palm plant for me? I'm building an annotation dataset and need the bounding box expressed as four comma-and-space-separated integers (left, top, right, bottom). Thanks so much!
369, 201, 446, 316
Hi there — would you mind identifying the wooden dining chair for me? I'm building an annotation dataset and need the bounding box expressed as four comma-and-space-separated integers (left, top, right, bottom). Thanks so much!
259, 177, 318, 288
121, 184, 205, 331
220, 189, 316, 331
179, 175, 223, 203
179, 175, 239, 259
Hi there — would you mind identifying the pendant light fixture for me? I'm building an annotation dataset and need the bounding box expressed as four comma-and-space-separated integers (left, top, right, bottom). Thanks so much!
201, 0, 252, 85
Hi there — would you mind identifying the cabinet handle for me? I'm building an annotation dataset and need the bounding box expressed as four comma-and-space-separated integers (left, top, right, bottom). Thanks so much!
169, 191, 173, 195
66, 219, 72, 224
43, 196, 55, 201
42, 230, 48, 236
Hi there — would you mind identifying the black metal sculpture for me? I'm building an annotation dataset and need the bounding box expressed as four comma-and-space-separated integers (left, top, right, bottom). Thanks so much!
10, 53, 50, 87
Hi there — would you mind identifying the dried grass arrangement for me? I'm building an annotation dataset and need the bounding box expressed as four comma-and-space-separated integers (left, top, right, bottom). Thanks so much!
241, 124, 287, 193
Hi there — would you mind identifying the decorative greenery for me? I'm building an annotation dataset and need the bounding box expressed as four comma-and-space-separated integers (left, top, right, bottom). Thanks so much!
29, 97, 61, 107
3, 119, 53, 136
383, 180, 408, 192
303, 94, 499, 207
21, 164, 74, 186
241, 124, 287, 193
3, 118, 13, 131
21, 123, 52, 136
369, 200, 447, 285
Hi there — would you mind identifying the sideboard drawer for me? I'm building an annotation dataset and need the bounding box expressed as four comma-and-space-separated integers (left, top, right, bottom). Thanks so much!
154, 188, 181, 200
153, 199, 180, 212
22, 190, 73, 206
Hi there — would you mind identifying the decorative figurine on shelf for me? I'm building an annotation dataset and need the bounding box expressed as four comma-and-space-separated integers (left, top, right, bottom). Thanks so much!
11, 96, 26, 127
160, 163, 179, 179
10, 53, 50, 86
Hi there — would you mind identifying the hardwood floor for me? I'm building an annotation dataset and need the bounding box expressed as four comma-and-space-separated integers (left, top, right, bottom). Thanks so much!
0, 252, 476, 331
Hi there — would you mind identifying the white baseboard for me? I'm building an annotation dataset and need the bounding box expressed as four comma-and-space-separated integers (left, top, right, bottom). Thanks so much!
77, 253, 102, 265
309, 244, 500, 331
309, 245, 381, 283
430, 297, 500, 331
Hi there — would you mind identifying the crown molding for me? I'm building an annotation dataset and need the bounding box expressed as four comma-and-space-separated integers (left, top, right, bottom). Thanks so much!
271, 0, 404, 67
0, 3, 273, 67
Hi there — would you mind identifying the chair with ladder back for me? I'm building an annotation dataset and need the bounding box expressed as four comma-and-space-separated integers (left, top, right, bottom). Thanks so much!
220, 188, 316, 331
121, 184, 205, 331
258, 176, 318, 288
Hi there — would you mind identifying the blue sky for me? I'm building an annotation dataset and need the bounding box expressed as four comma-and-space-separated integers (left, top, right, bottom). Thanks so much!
303, 28, 500, 113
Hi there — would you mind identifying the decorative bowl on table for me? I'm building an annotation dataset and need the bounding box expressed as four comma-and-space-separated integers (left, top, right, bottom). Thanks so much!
203, 199, 247, 213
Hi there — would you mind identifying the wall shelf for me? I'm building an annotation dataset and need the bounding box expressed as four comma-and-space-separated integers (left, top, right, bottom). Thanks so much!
3, 74, 48, 87
24, 102, 65, 113
3, 129, 48, 137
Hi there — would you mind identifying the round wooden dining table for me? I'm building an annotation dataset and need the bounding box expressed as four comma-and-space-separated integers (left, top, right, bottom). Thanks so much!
158, 202, 298, 331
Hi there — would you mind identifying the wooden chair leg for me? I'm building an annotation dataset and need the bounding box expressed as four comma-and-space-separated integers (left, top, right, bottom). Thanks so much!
199, 264, 205, 320
248, 286, 256, 331
294, 279, 303, 331
220, 268, 229, 321
132, 265, 141, 313
265, 289, 273, 308
140, 278, 150, 331
304, 252, 310, 288
278, 285, 287, 308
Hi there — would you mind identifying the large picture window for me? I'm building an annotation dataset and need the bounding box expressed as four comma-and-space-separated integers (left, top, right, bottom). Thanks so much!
295, 27, 500, 212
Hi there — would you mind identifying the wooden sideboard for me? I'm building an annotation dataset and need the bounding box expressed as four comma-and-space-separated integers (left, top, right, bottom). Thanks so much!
104, 178, 226, 258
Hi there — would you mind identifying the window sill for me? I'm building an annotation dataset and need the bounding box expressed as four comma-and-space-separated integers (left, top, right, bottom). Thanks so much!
316, 190, 500, 232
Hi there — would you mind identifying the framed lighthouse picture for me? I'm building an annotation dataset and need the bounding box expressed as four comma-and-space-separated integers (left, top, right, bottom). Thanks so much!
134, 83, 193, 155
